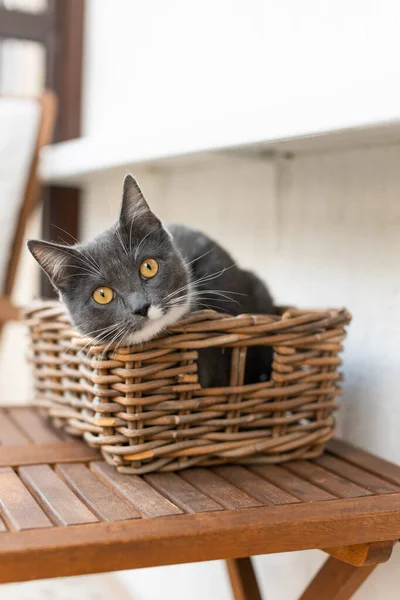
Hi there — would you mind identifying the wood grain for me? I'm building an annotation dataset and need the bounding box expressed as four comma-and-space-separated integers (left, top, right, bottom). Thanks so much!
315, 454, 400, 495
19, 465, 98, 526
0, 467, 53, 531
214, 465, 300, 505
1, 494, 400, 584
180, 469, 262, 509
285, 461, 372, 498
144, 472, 222, 513
327, 438, 400, 486
323, 541, 394, 566
0, 441, 99, 467
8, 408, 61, 443
91, 462, 182, 517
56, 463, 141, 522
251, 465, 336, 502
226, 558, 262, 600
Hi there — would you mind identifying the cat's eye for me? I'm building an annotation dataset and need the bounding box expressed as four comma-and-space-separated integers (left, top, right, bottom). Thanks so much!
140, 258, 159, 279
92, 286, 116, 305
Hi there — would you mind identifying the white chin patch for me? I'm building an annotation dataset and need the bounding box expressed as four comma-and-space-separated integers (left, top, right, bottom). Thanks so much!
124, 300, 190, 345
147, 305, 163, 320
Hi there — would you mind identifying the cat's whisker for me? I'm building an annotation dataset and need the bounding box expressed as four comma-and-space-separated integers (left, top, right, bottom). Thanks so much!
167, 287, 244, 309
63, 322, 123, 357
50, 246, 103, 277
164, 265, 237, 302
51, 224, 103, 273
128, 202, 148, 252
51, 224, 80, 245
184, 248, 214, 268
104, 326, 127, 355
115, 224, 129, 256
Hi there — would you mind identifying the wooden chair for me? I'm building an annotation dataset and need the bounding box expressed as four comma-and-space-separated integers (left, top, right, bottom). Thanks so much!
0, 91, 56, 325
0, 405, 398, 599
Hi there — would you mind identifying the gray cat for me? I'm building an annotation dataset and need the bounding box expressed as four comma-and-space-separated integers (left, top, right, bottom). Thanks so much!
28, 175, 275, 386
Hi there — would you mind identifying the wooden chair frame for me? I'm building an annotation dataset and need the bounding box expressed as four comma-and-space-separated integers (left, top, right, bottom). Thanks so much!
0, 91, 56, 323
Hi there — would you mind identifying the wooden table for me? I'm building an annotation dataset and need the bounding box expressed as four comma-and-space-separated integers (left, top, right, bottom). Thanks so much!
0, 406, 399, 599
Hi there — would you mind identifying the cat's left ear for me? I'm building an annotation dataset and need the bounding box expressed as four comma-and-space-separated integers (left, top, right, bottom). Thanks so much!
119, 174, 161, 229
27, 239, 76, 290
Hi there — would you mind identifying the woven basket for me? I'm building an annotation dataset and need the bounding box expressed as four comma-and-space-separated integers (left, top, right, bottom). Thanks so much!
26, 302, 351, 474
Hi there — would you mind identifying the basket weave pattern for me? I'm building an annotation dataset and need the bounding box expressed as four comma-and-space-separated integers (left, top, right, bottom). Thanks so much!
26, 302, 351, 473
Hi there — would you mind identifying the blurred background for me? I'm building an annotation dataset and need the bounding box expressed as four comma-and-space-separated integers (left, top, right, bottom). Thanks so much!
1, 1, 400, 599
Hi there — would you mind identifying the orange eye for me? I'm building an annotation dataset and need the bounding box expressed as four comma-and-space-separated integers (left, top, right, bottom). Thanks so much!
139, 258, 159, 279
92, 286, 115, 304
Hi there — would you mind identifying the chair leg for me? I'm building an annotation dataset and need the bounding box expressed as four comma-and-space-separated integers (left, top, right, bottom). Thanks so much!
226, 558, 263, 600
297, 556, 376, 600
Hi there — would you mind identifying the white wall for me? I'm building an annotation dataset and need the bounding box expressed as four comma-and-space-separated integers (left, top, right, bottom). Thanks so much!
83, 0, 400, 145
82, 142, 400, 599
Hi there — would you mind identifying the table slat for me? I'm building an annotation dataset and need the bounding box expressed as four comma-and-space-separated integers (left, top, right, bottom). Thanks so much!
56, 463, 141, 522
214, 465, 301, 505
91, 462, 182, 517
19, 465, 99, 526
145, 472, 223, 513
315, 454, 400, 495
8, 408, 61, 443
251, 465, 336, 502
0, 467, 53, 531
0, 411, 29, 445
180, 469, 262, 509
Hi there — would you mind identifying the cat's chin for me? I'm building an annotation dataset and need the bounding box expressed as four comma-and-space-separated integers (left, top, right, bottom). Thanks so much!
123, 300, 190, 345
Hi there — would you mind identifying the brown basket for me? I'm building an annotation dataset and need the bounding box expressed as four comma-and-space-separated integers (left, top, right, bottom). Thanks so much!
26, 302, 351, 474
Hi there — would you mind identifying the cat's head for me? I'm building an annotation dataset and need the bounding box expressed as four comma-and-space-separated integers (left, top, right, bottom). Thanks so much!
28, 175, 191, 345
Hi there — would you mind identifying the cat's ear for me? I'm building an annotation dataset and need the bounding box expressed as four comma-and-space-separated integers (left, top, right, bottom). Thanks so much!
119, 174, 160, 228
27, 240, 73, 288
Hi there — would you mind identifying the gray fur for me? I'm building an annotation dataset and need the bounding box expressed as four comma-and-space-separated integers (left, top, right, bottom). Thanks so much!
28, 175, 275, 386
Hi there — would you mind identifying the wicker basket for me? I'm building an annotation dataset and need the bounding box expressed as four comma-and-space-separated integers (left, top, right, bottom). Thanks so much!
26, 302, 351, 474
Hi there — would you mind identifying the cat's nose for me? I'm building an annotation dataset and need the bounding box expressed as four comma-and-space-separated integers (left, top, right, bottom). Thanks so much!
133, 303, 150, 317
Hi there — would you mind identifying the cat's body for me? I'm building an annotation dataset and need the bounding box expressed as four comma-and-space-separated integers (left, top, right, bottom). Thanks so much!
168, 224, 276, 386
28, 175, 275, 387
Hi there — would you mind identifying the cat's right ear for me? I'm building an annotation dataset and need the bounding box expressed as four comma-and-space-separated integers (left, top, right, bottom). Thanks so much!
119, 174, 160, 228
27, 240, 73, 288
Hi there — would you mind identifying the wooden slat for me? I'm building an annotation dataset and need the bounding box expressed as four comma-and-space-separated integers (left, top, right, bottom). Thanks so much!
251, 465, 336, 502
56, 463, 140, 522
327, 439, 400, 486
315, 454, 400, 495
8, 408, 61, 443
0, 441, 99, 467
145, 472, 223, 514
285, 461, 373, 498
0, 411, 29, 445
180, 469, 262, 509
1, 494, 400, 584
19, 465, 99, 526
0, 467, 53, 531
214, 465, 300, 506
91, 462, 182, 517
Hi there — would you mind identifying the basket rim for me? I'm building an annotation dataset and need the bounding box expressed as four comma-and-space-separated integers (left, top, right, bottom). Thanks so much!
25, 300, 351, 353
